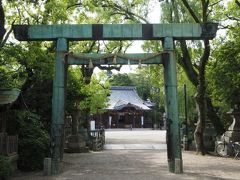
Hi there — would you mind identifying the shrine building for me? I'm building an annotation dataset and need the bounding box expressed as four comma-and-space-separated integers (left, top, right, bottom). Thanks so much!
103, 86, 154, 128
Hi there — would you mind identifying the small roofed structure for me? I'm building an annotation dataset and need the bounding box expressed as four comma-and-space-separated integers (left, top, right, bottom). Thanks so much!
104, 86, 154, 128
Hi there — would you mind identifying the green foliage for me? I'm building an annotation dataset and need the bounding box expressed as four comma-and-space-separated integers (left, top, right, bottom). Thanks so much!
0, 42, 54, 129
213, 0, 240, 28
82, 0, 150, 23
67, 67, 110, 114
0, 156, 10, 180
66, 67, 85, 112
177, 66, 197, 125
80, 74, 110, 114
7, 111, 49, 171
109, 73, 134, 86
207, 27, 240, 128
0, 45, 26, 88
129, 68, 152, 101
208, 28, 240, 106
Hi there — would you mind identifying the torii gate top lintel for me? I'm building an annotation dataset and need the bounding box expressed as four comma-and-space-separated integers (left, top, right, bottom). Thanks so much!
13, 23, 218, 41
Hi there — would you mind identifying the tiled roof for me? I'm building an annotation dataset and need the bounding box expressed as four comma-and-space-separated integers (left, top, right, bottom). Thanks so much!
107, 86, 151, 111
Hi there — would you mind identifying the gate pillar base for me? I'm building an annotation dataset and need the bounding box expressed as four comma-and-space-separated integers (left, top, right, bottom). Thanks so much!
168, 158, 183, 174
168, 160, 174, 173
51, 160, 63, 175
43, 158, 52, 176
174, 158, 183, 174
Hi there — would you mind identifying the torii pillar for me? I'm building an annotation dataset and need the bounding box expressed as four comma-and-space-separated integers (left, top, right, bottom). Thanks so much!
51, 38, 68, 174
163, 37, 182, 173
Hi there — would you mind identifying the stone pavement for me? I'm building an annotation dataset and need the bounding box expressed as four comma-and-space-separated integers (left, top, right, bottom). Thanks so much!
10, 129, 240, 180
105, 129, 166, 144
104, 129, 166, 150
104, 143, 167, 149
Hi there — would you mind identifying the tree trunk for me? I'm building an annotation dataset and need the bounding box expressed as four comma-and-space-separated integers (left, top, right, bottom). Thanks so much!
206, 97, 225, 135
0, 0, 6, 43
194, 92, 206, 155
71, 109, 81, 135
193, 39, 210, 154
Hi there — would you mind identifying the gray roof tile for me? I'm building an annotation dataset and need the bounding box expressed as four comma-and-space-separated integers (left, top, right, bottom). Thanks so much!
107, 86, 151, 111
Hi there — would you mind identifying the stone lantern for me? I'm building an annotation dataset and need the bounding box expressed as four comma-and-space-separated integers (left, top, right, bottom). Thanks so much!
224, 103, 240, 142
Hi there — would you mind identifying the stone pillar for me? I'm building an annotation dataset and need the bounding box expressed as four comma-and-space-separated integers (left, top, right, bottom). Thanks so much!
66, 109, 87, 153
141, 116, 144, 128
43, 158, 52, 176
90, 120, 96, 131
109, 116, 112, 128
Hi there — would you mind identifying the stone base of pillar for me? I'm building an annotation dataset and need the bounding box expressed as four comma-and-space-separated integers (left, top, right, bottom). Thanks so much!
168, 160, 174, 173
43, 158, 51, 176
174, 158, 183, 174
66, 135, 88, 153
168, 158, 183, 174
51, 160, 63, 175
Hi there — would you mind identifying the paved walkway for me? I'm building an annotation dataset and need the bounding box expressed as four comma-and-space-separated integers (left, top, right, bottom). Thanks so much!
104, 129, 166, 150
104, 143, 167, 149
11, 130, 240, 180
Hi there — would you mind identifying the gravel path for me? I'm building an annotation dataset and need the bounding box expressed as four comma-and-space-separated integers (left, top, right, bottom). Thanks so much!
10, 130, 240, 180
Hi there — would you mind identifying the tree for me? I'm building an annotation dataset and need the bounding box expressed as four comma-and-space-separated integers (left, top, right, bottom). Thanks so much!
156, 0, 230, 154
80, 74, 110, 114
207, 26, 240, 127
0, 0, 152, 170
66, 67, 109, 133
109, 73, 134, 86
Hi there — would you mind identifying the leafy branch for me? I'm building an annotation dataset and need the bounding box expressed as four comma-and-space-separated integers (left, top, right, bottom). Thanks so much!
236, 0, 240, 7
181, 0, 201, 23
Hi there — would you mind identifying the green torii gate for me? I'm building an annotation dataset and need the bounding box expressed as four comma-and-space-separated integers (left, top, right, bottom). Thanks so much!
13, 23, 218, 175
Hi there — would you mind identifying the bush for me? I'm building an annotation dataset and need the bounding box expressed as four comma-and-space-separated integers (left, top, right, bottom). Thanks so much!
0, 156, 10, 180
7, 110, 50, 171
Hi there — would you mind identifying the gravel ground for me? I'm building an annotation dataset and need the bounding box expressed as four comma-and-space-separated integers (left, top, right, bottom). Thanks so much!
10, 130, 240, 180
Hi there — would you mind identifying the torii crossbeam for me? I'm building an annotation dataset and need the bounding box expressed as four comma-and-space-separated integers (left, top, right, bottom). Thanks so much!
66, 53, 166, 65
13, 23, 218, 175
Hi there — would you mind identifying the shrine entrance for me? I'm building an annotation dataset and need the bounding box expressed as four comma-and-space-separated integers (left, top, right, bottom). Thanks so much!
13, 23, 218, 175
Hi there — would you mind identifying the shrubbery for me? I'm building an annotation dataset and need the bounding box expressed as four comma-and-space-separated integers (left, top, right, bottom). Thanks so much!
0, 156, 10, 180
7, 110, 50, 171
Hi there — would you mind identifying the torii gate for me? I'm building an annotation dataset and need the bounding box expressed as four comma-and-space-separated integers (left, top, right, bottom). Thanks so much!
13, 23, 218, 175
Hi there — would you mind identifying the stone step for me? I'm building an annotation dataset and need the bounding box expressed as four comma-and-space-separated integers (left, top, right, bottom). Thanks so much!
104, 144, 167, 150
